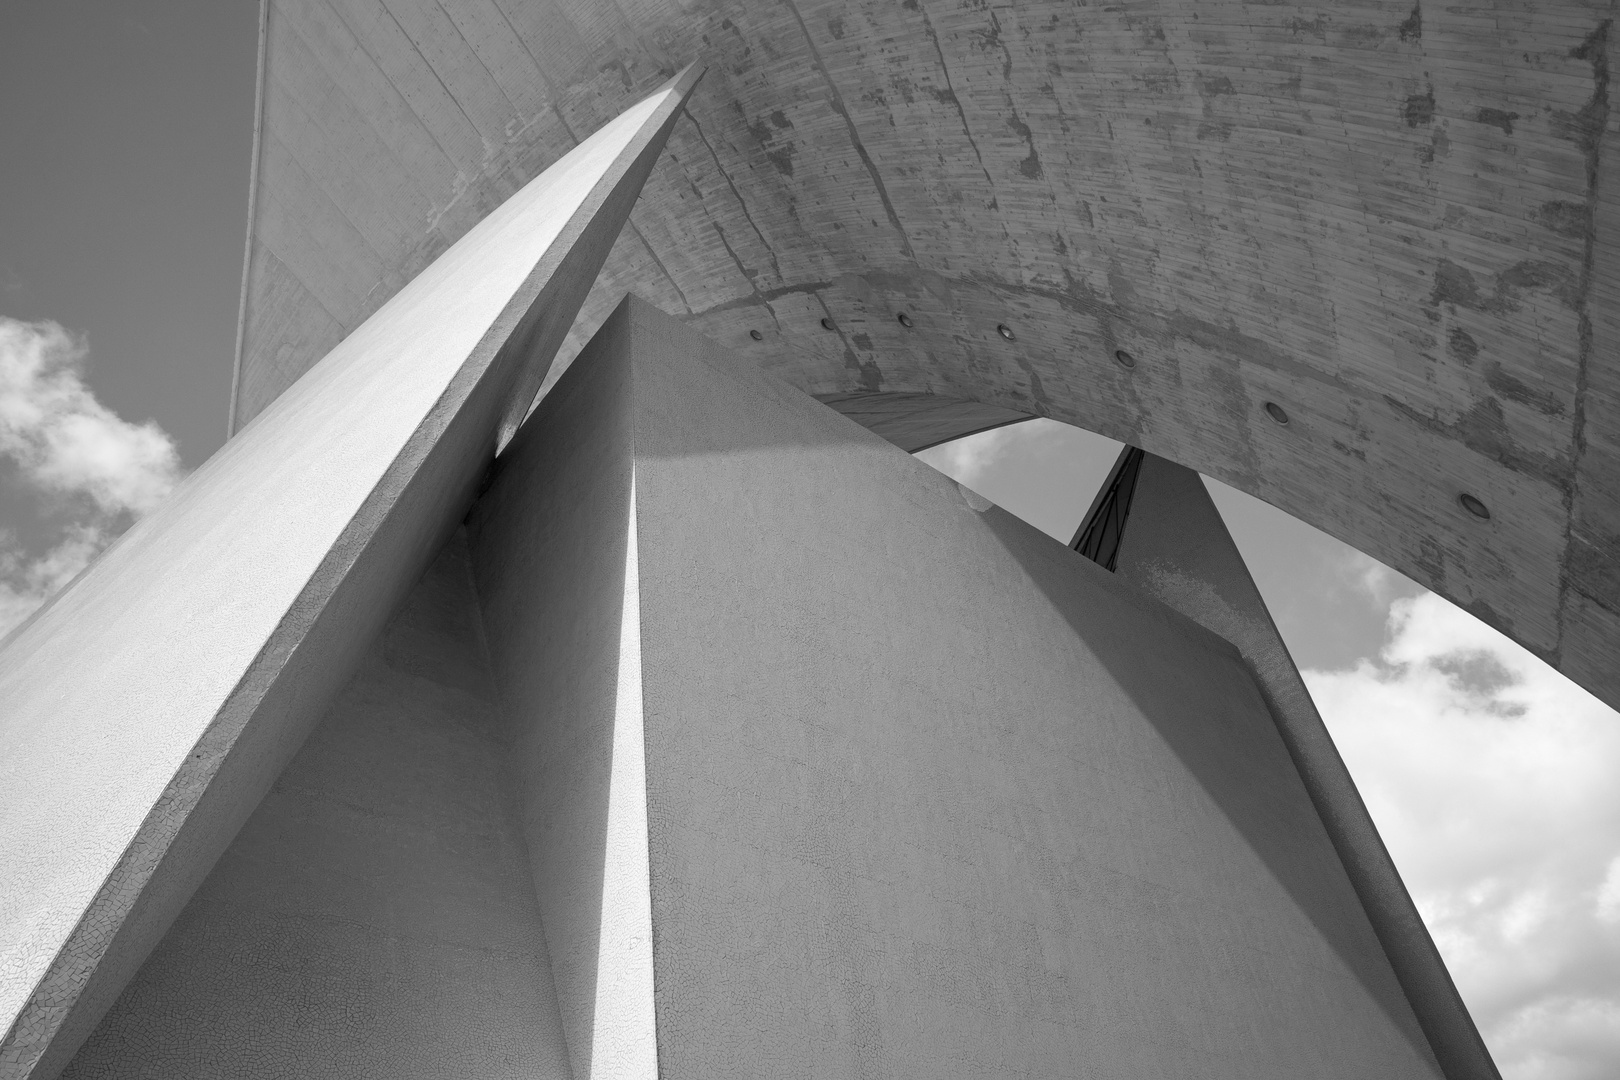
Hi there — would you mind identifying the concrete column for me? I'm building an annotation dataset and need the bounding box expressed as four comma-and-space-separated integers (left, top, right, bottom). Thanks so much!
1102, 449, 1501, 1080
467, 295, 1448, 1079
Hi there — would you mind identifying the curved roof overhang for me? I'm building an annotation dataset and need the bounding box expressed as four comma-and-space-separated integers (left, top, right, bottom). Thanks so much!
233, 0, 1620, 710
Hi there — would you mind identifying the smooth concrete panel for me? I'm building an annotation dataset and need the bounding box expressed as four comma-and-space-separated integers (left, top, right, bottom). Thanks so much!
0, 71, 699, 1080
478, 296, 1444, 1078
1109, 451, 1497, 1079
58, 534, 572, 1080
466, 308, 654, 1080
622, 297, 1443, 1078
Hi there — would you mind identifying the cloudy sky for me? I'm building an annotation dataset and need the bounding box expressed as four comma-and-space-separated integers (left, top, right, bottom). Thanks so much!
2, 4, 1616, 1079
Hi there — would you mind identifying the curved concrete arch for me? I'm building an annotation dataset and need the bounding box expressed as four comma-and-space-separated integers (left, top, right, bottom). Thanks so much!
816, 390, 1034, 452
234, 0, 1620, 709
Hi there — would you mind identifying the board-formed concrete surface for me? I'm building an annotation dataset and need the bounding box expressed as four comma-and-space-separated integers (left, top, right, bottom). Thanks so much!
231, 0, 1620, 711
1107, 449, 1498, 1080
59, 534, 573, 1080
0, 73, 698, 1079
467, 295, 1450, 1078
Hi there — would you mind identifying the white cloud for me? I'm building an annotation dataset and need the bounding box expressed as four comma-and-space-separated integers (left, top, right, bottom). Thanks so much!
0, 317, 182, 637
1307, 593, 1620, 1080
915, 420, 1038, 493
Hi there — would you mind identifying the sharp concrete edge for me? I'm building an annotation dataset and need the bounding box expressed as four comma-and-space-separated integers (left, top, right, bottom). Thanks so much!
225, 0, 271, 441
0, 63, 703, 1080
1110, 451, 1502, 1080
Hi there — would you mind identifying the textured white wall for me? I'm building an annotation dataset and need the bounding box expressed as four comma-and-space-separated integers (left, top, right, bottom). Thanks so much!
592, 477, 657, 1080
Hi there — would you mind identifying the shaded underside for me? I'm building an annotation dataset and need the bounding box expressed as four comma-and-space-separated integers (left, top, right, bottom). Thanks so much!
234, 0, 1620, 708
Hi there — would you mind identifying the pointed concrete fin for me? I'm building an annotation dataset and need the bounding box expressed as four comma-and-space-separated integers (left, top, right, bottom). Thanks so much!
1106, 450, 1501, 1080
0, 65, 701, 1080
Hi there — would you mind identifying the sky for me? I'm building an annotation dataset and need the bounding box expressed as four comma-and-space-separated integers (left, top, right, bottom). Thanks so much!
0, 0, 256, 621
0, 4, 1615, 1078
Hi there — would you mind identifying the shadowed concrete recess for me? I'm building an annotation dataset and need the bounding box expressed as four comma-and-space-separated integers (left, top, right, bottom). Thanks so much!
232, 0, 1620, 710
59, 534, 573, 1079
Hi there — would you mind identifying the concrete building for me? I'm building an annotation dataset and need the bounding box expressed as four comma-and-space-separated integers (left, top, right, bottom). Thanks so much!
5, 2, 1610, 1075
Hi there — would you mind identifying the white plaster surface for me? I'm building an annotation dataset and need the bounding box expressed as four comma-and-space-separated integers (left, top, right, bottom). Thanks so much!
591, 476, 658, 1080
0, 71, 699, 1078
540, 297, 1445, 1078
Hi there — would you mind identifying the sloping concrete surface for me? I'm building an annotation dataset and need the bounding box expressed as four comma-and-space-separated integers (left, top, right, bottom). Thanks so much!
466, 295, 1450, 1078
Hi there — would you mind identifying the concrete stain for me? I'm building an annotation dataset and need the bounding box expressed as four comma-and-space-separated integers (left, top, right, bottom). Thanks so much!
1499, 259, 1582, 309
1486, 363, 1565, 417
1166, 311, 1357, 396
1567, 534, 1620, 603
1013, 353, 1051, 408
843, 347, 883, 392
1006, 111, 1044, 179
1475, 107, 1519, 135
766, 144, 796, 177
1386, 393, 1571, 486
1413, 536, 1448, 590
1403, 86, 1435, 127
1555, 22, 1612, 169
1446, 327, 1479, 364
1399, 2, 1423, 43
1429, 260, 1496, 312
1342, 24, 1388, 46
1462, 596, 1523, 647
1288, 16, 1327, 40
1534, 200, 1591, 239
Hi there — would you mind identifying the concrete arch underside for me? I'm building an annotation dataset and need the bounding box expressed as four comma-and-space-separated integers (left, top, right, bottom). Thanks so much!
233, 0, 1620, 709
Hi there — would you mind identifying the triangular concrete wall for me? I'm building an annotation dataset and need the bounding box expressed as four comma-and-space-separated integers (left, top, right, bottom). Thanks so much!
466, 296, 1446, 1079
62, 534, 573, 1079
